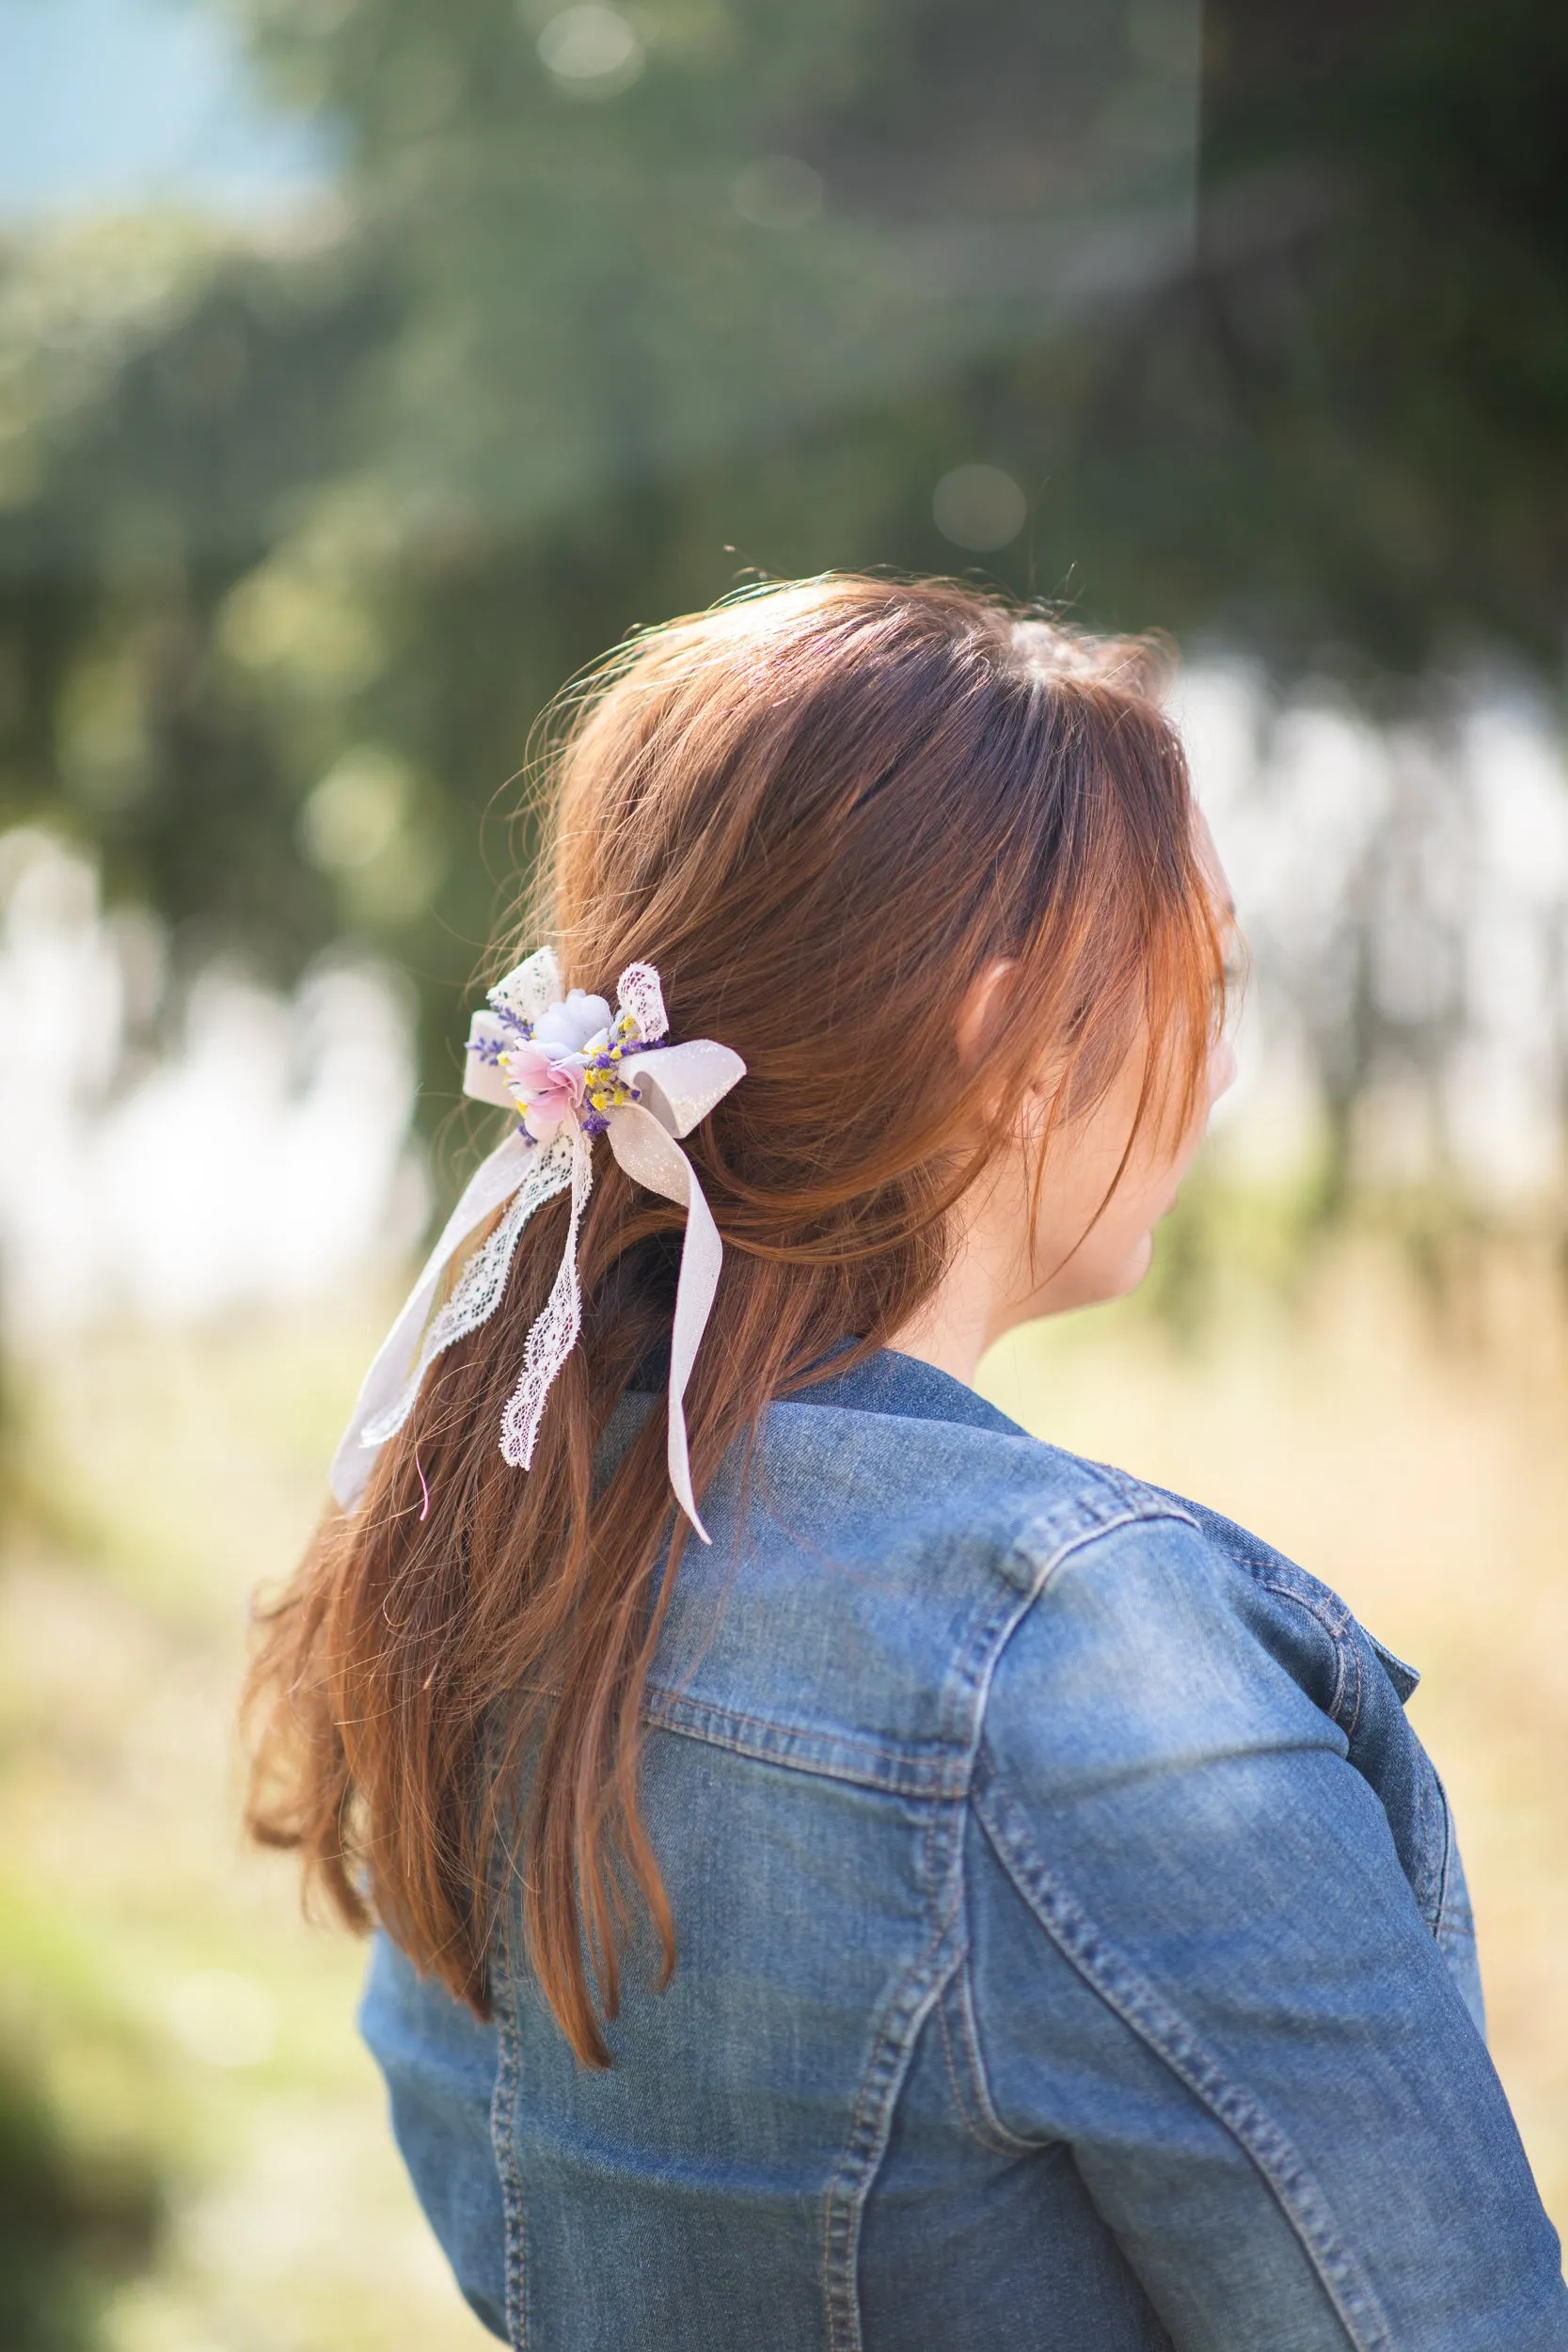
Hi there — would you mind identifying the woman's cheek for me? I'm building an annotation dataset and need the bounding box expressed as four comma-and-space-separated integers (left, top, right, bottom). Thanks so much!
1212, 1036, 1238, 1105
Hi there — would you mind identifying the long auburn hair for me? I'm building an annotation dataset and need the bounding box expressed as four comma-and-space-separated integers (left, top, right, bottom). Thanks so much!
245, 575, 1225, 2066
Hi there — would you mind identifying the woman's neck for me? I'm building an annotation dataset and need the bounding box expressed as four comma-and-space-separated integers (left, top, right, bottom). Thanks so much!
883, 1290, 992, 1389
885, 1180, 1022, 1388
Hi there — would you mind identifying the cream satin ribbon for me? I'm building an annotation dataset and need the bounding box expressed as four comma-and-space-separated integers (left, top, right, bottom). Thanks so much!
329, 948, 745, 1541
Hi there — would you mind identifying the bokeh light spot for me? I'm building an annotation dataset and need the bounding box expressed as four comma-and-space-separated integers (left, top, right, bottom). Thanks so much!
536, 6, 644, 96
932, 464, 1027, 551
299, 746, 411, 873
731, 154, 824, 230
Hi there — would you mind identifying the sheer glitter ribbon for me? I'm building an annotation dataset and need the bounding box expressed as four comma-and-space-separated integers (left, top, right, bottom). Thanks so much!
329, 947, 745, 1541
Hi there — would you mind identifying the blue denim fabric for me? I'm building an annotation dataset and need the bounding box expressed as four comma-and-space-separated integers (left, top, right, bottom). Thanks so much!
360, 1348, 1567, 2350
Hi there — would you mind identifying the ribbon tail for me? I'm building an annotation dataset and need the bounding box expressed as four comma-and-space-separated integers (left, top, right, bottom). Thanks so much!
664, 1154, 722, 1545
607, 1101, 725, 1544
329, 1127, 571, 1510
499, 1124, 594, 1470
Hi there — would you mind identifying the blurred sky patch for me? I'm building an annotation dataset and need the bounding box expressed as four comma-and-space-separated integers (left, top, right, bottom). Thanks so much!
0, 0, 336, 218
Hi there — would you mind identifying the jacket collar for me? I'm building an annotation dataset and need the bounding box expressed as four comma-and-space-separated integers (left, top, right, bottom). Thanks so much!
799, 1345, 1026, 1436
630, 1333, 1025, 1438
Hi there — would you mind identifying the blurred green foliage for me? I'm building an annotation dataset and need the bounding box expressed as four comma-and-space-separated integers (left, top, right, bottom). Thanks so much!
0, 2042, 162, 2352
0, 0, 1563, 1115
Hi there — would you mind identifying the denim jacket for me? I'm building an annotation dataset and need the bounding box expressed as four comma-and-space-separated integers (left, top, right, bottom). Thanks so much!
361, 1348, 1567, 2350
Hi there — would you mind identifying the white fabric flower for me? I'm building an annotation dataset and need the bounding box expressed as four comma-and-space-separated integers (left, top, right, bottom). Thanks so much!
531, 991, 612, 1056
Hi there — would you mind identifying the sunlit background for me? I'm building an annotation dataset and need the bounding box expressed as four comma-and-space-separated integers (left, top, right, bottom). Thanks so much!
2, 2, 1566, 2345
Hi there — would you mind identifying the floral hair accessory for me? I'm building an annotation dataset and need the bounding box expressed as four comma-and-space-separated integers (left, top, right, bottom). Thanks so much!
330, 947, 745, 1542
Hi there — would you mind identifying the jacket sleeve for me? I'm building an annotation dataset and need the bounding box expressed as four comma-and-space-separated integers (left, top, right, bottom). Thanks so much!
967, 1511, 1568, 2352
358, 1931, 510, 2342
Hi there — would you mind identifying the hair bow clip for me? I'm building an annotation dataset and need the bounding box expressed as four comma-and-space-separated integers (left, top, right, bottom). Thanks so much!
331, 948, 745, 1542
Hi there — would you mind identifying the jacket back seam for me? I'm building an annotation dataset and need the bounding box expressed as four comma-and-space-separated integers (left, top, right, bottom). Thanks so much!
973, 1760, 1391, 2352
946, 1505, 1196, 2158
814, 1508, 1156, 2346
818, 1893, 966, 2352
489, 1975, 527, 2350
938, 1951, 1039, 2156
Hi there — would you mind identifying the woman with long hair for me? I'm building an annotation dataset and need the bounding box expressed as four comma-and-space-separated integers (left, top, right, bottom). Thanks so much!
246, 577, 1566, 2349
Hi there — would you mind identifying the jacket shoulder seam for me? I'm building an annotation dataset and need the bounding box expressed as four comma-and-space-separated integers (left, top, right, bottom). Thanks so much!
642, 1498, 1194, 1793
1248, 1569, 1359, 1730
1006, 1486, 1202, 1589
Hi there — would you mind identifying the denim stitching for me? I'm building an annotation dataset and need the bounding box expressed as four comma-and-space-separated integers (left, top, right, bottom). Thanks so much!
931, 1513, 1171, 2164
916, 1615, 1023, 2169
989, 1479, 1194, 1581
934, 1505, 1187, 2167
942, 1960, 1037, 2156
489, 1980, 527, 2350
935, 1972, 983, 2141
819, 1658, 978, 2345
923, 1741, 1022, 2156
1343, 1622, 1364, 1741
1246, 1581, 1449, 1930
1411, 1749, 1445, 1930
643, 1499, 1186, 1798
691, 1498, 1207, 2344
815, 1505, 1135, 2350
974, 1763, 1391, 2352
644, 1687, 969, 1796
1224, 1556, 1349, 1632
819, 1899, 965, 2352
1243, 1570, 1358, 1732
1430, 1770, 1457, 1935
817, 1742, 969, 2351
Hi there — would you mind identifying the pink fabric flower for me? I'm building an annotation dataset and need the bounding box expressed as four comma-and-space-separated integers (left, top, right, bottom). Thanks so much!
504, 1040, 586, 1134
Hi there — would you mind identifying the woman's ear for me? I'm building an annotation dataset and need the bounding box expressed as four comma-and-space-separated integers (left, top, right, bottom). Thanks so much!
955, 958, 1017, 1071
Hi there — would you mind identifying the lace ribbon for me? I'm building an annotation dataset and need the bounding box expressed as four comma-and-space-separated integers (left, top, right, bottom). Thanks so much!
330, 948, 744, 1542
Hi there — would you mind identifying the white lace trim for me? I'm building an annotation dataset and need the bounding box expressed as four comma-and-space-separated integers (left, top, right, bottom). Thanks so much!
489, 945, 562, 1026
360, 1126, 576, 1446
616, 961, 668, 1042
499, 1124, 594, 1467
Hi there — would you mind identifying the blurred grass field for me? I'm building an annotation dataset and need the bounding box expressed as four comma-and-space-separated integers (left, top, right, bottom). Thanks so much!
2, 1230, 1566, 2347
